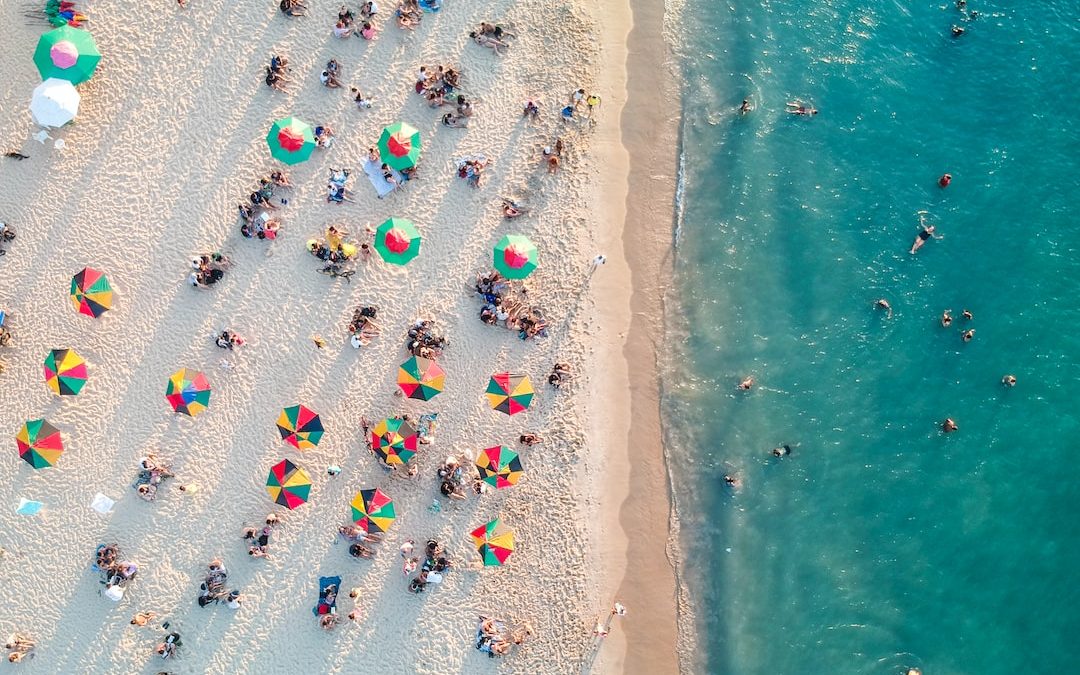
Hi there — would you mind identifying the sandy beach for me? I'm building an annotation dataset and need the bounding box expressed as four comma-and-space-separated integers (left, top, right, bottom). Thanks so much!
0, 0, 680, 673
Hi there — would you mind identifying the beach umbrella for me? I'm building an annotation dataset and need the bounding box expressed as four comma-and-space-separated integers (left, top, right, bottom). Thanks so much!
276, 404, 324, 450
377, 121, 421, 170
266, 116, 316, 165
70, 267, 112, 317
470, 519, 515, 566
33, 25, 101, 84
30, 78, 80, 127
165, 368, 211, 417
397, 356, 445, 401
373, 217, 421, 266
493, 235, 539, 280
370, 417, 418, 466
476, 445, 523, 489
350, 488, 396, 533
485, 372, 534, 416
266, 459, 311, 509
16, 419, 64, 469
43, 348, 87, 396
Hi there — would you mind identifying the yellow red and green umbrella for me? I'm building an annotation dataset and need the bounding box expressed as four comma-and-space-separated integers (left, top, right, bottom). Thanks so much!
370, 417, 418, 466
350, 488, 396, 533
33, 25, 100, 85
266, 458, 311, 509
397, 356, 445, 401
374, 217, 421, 266
165, 368, 211, 417
470, 519, 515, 567
493, 234, 538, 280
70, 267, 113, 318
485, 372, 534, 416
277, 404, 324, 450
266, 116, 316, 165
377, 121, 421, 170
16, 419, 64, 469
476, 445, 524, 489
43, 348, 87, 396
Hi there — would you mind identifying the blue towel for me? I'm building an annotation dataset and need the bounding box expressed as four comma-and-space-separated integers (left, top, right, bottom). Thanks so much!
313, 575, 342, 615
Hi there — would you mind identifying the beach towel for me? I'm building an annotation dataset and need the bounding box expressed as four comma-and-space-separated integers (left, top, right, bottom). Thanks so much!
418, 0, 441, 11
363, 159, 402, 198
313, 575, 342, 616
16, 499, 43, 516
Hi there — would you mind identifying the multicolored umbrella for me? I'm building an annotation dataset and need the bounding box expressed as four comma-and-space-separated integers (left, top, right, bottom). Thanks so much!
31, 77, 80, 127
276, 404, 324, 450
70, 267, 112, 318
397, 356, 445, 401
476, 445, 524, 489
266, 116, 316, 165
470, 519, 515, 567
266, 459, 311, 509
350, 488, 396, 533
373, 217, 421, 265
377, 121, 421, 170
485, 372, 534, 416
43, 348, 87, 396
33, 25, 101, 85
165, 368, 211, 417
16, 419, 64, 469
493, 235, 539, 280
370, 417, 418, 466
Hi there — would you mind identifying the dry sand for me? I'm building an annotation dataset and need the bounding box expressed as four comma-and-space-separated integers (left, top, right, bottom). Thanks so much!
0, 0, 681, 673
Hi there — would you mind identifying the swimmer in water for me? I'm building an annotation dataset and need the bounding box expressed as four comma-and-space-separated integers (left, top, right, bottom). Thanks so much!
910, 212, 942, 254
942, 418, 959, 433
962, 328, 975, 342
939, 173, 952, 187
786, 101, 817, 115
1002, 374, 1017, 387
738, 376, 754, 391
739, 98, 752, 114
772, 444, 794, 458
875, 298, 893, 318
941, 309, 953, 327
724, 474, 742, 489
961, 309, 973, 320
951, 25, 965, 37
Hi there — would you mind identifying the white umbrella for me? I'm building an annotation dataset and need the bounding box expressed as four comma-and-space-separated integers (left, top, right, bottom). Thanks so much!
30, 77, 80, 128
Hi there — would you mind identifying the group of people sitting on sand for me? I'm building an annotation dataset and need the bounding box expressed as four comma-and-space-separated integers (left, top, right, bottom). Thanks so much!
338, 523, 384, 559
188, 252, 232, 289
548, 363, 572, 389
416, 64, 461, 104
132, 454, 175, 502
542, 138, 565, 174
239, 170, 291, 240
475, 271, 549, 340
469, 21, 515, 55
265, 54, 291, 91
197, 558, 243, 609
396, 0, 440, 30
4, 635, 34, 664
406, 319, 446, 359
215, 328, 245, 350
279, 0, 308, 17
347, 305, 381, 347
437, 452, 483, 500
95, 543, 138, 601
476, 616, 534, 657
407, 539, 451, 593
0, 221, 15, 256
241, 513, 282, 559
333, 3, 378, 39
456, 155, 490, 188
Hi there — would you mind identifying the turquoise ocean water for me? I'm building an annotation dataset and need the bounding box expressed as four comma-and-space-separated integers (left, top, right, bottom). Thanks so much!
662, 1, 1080, 673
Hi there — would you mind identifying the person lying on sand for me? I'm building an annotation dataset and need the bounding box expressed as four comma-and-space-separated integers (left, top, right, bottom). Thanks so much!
279, 0, 308, 16
470, 31, 509, 54
478, 22, 514, 40
442, 112, 468, 128
502, 198, 527, 218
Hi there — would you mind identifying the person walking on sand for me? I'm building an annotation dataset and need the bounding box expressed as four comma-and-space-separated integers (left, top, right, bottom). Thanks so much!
588, 254, 606, 278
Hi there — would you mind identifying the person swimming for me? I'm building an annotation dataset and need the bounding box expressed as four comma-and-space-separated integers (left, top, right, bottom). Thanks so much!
962, 328, 975, 342
772, 444, 794, 458
942, 418, 959, 433
938, 173, 952, 187
875, 298, 893, 318
910, 212, 941, 254
739, 98, 751, 114
1002, 374, 1017, 387
941, 309, 953, 327
786, 101, 817, 115
738, 376, 754, 391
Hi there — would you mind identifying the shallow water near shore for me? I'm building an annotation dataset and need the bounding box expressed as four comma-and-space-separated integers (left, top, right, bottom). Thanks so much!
662, 1, 1080, 672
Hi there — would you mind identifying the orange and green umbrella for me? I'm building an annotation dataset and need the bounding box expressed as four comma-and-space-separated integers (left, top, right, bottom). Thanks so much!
267, 116, 316, 165
374, 217, 421, 265
43, 348, 87, 396
397, 356, 445, 401
266, 459, 311, 509
485, 372, 534, 416
70, 267, 113, 318
493, 235, 538, 280
277, 404, 323, 449
33, 25, 101, 85
350, 488, 396, 533
370, 417, 418, 466
470, 519, 515, 567
476, 445, 523, 489
377, 121, 421, 170
165, 368, 211, 417
16, 419, 64, 469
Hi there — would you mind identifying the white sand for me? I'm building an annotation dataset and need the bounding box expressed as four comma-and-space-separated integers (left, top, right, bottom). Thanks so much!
0, 0, 654, 672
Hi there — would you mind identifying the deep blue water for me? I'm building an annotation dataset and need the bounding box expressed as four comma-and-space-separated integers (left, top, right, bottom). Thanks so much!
663, 1, 1080, 672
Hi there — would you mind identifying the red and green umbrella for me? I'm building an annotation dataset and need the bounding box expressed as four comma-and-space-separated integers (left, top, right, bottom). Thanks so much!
470, 519, 515, 566
165, 368, 211, 417
374, 217, 421, 265
266, 459, 311, 509
33, 25, 101, 85
16, 419, 64, 469
485, 372, 534, 416
476, 445, 523, 489
350, 488, 396, 533
397, 356, 445, 401
266, 116, 316, 165
493, 235, 538, 280
43, 348, 87, 396
276, 404, 324, 449
377, 121, 421, 170
70, 267, 113, 318
370, 417, 418, 466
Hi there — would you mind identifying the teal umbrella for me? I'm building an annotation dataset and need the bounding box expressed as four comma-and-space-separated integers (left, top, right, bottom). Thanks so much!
33, 26, 100, 85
